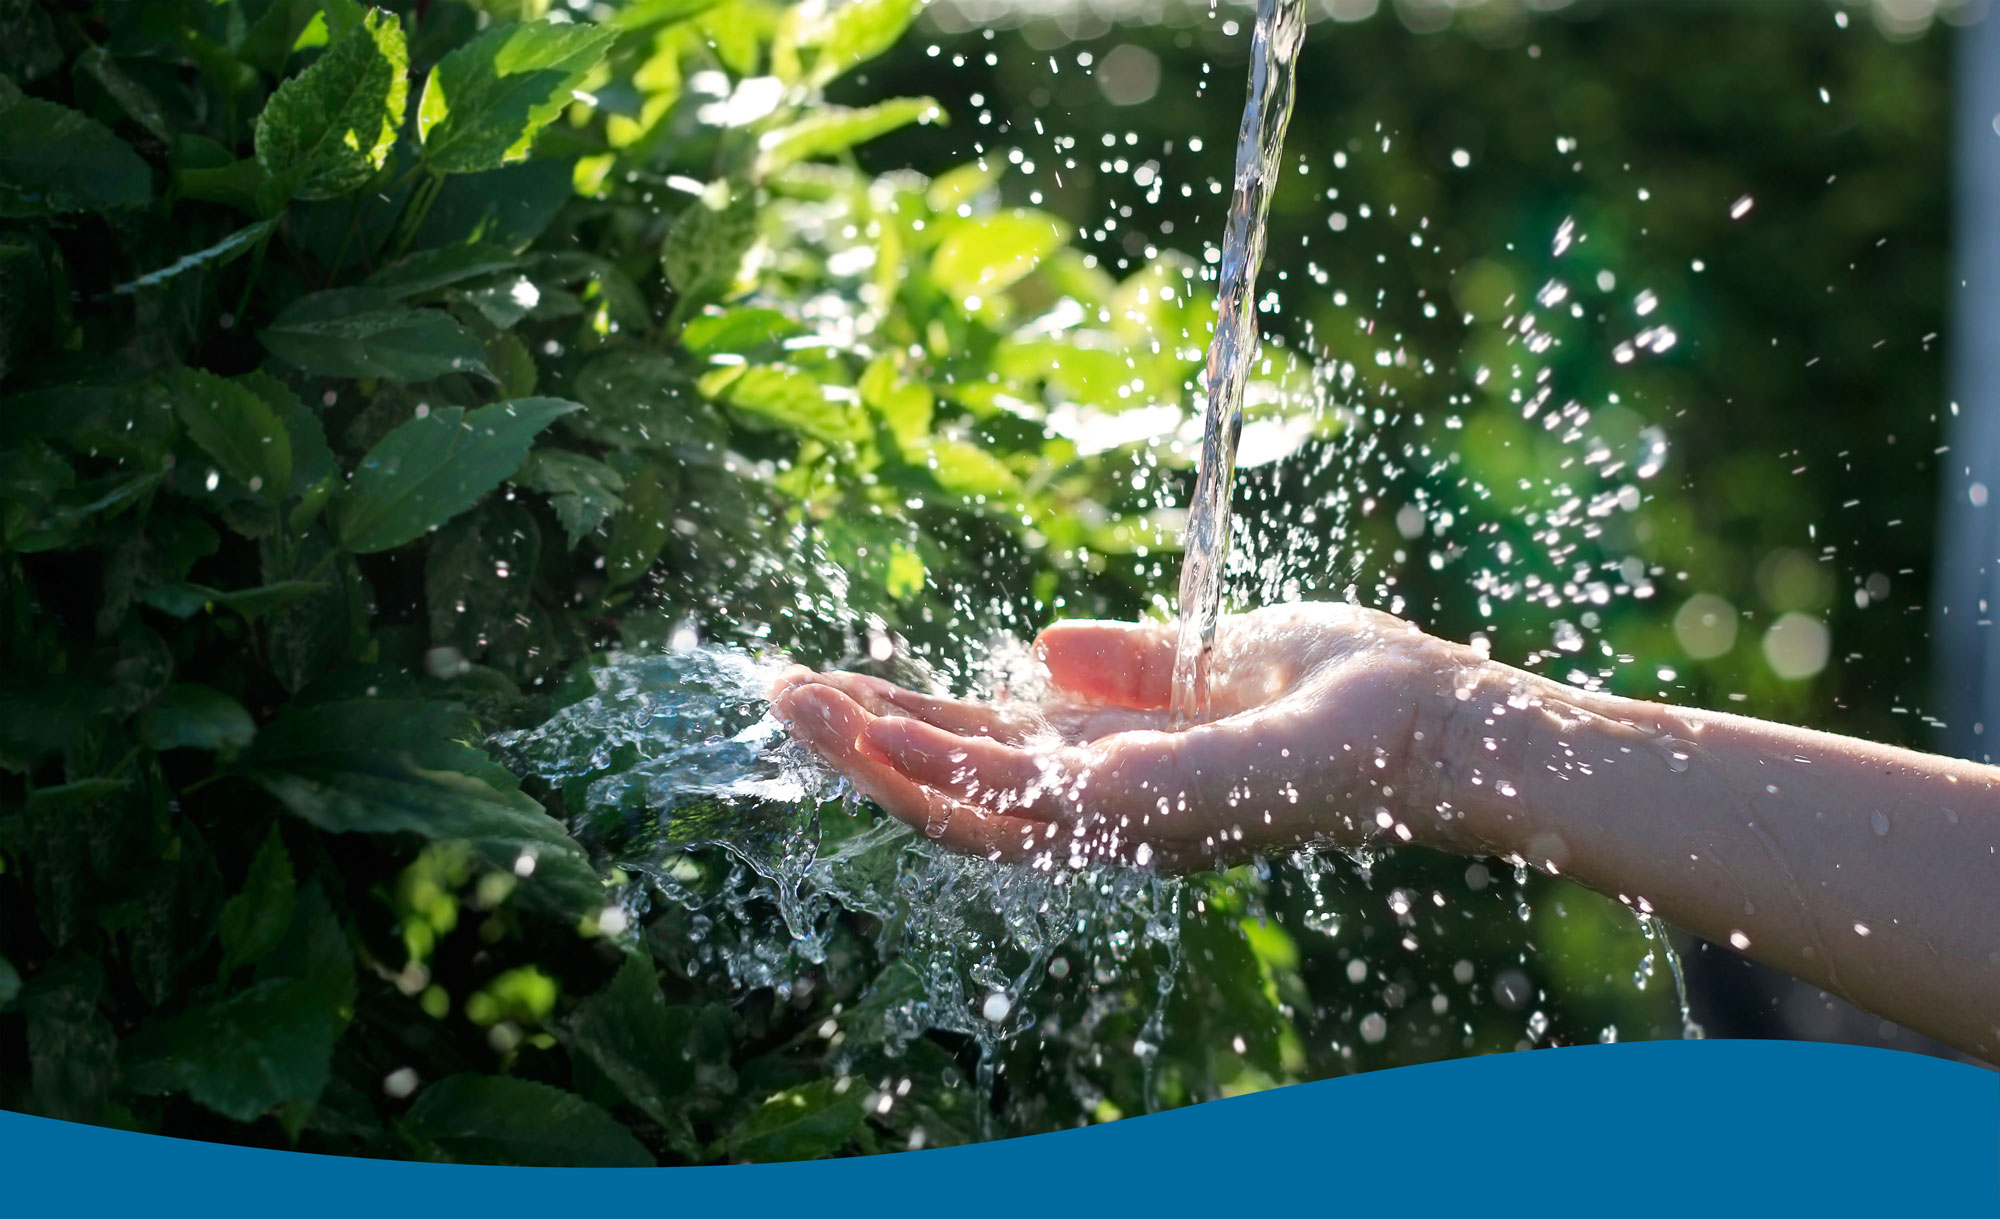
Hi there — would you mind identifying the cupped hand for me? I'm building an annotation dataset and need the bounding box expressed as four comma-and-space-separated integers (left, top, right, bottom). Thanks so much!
769, 602, 1474, 870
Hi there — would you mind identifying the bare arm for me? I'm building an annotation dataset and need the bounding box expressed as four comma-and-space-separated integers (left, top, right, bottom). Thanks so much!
1438, 658, 2000, 1059
774, 604, 2000, 1061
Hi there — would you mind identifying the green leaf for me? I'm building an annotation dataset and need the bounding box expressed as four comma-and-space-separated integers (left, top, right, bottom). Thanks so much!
410, 157, 576, 249
603, 459, 676, 588
254, 7, 408, 201
366, 243, 520, 297
234, 370, 339, 511
565, 953, 696, 1134
333, 396, 580, 553
755, 98, 942, 176
75, 48, 172, 142
0, 92, 151, 218
122, 978, 339, 1122
219, 826, 297, 974
776, 0, 919, 88
137, 683, 257, 753
139, 580, 325, 621
514, 450, 624, 547
927, 439, 1021, 500
611, 0, 726, 32
416, 20, 618, 174
170, 368, 293, 503
726, 1077, 868, 1162
241, 698, 602, 914
930, 209, 1071, 302
424, 501, 538, 660
663, 185, 758, 315
706, 364, 863, 444
112, 220, 276, 296
403, 1075, 654, 1166
568, 349, 724, 457
679, 306, 801, 358
0, 0, 62, 84
260, 288, 488, 381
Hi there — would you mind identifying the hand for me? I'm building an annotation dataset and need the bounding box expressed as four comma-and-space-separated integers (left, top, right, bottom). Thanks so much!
770, 603, 1474, 870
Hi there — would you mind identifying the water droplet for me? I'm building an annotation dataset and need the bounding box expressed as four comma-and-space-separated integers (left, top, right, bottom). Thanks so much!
1869, 810, 1890, 837
981, 992, 1012, 1022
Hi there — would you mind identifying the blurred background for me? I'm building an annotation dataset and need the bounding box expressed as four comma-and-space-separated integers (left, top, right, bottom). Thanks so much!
852, 0, 1994, 1060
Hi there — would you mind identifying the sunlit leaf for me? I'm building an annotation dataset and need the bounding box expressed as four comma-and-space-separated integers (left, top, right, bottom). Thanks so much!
416, 20, 618, 173
930, 209, 1070, 303
755, 97, 943, 176
254, 7, 408, 201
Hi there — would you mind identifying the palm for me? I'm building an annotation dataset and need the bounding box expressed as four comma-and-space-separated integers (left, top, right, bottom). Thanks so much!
771, 603, 1453, 869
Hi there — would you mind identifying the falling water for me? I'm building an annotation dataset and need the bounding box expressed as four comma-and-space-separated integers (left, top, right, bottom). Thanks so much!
1169, 0, 1310, 726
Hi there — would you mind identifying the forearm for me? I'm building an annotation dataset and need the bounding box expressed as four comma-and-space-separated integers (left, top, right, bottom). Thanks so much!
1433, 659, 2000, 1060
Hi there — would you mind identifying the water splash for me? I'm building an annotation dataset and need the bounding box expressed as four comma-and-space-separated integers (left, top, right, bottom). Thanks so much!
1170, 0, 1309, 726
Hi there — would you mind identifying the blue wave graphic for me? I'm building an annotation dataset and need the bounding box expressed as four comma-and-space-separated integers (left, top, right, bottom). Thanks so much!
5, 1040, 1993, 1215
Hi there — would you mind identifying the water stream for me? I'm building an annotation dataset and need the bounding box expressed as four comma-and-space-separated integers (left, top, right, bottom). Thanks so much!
1169, 0, 1310, 726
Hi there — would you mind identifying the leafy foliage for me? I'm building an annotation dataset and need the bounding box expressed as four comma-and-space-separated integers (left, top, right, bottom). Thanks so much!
0, 0, 1214, 1164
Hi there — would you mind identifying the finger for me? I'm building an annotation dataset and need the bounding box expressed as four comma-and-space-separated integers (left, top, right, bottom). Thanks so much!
862, 716, 1072, 818
1033, 619, 1177, 709
773, 685, 1050, 860
767, 664, 819, 702
810, 671, 1042, 741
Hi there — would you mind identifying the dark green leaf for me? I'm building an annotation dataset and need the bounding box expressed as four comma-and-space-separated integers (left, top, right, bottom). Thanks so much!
76, 48, 173, 141
112, 220, 275, 297
416, 20, 618, 173
332, 396, 579, 553
424, 500, 538, 661
260, 288, 489, 381
0, 0, 62, 84
254, 7, 408, 201
23, 957, 116, 1123
367, 243, 520, 297
140, 579, 325, 621
726, 1077, 868, 1162
137, 683, 258, 753
0, 92, 150, 217
514, 450, 624, 546
122, 978, 339, 1122
604, 460, 676, 588
219, 826, 297, 974
169, 367, 294, 503
403, 1075, 654, 1166
411, 157, 575, 249
565, 952, 695, 1135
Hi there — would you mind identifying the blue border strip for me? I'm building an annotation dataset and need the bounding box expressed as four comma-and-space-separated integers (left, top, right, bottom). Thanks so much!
5, 1040, 1994, 1216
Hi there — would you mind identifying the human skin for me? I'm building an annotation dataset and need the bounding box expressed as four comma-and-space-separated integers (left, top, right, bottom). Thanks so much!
769, 602, 2000, 1062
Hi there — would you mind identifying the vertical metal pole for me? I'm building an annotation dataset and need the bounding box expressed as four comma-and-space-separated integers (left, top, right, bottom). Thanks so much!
1936, 5, 2000, 765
